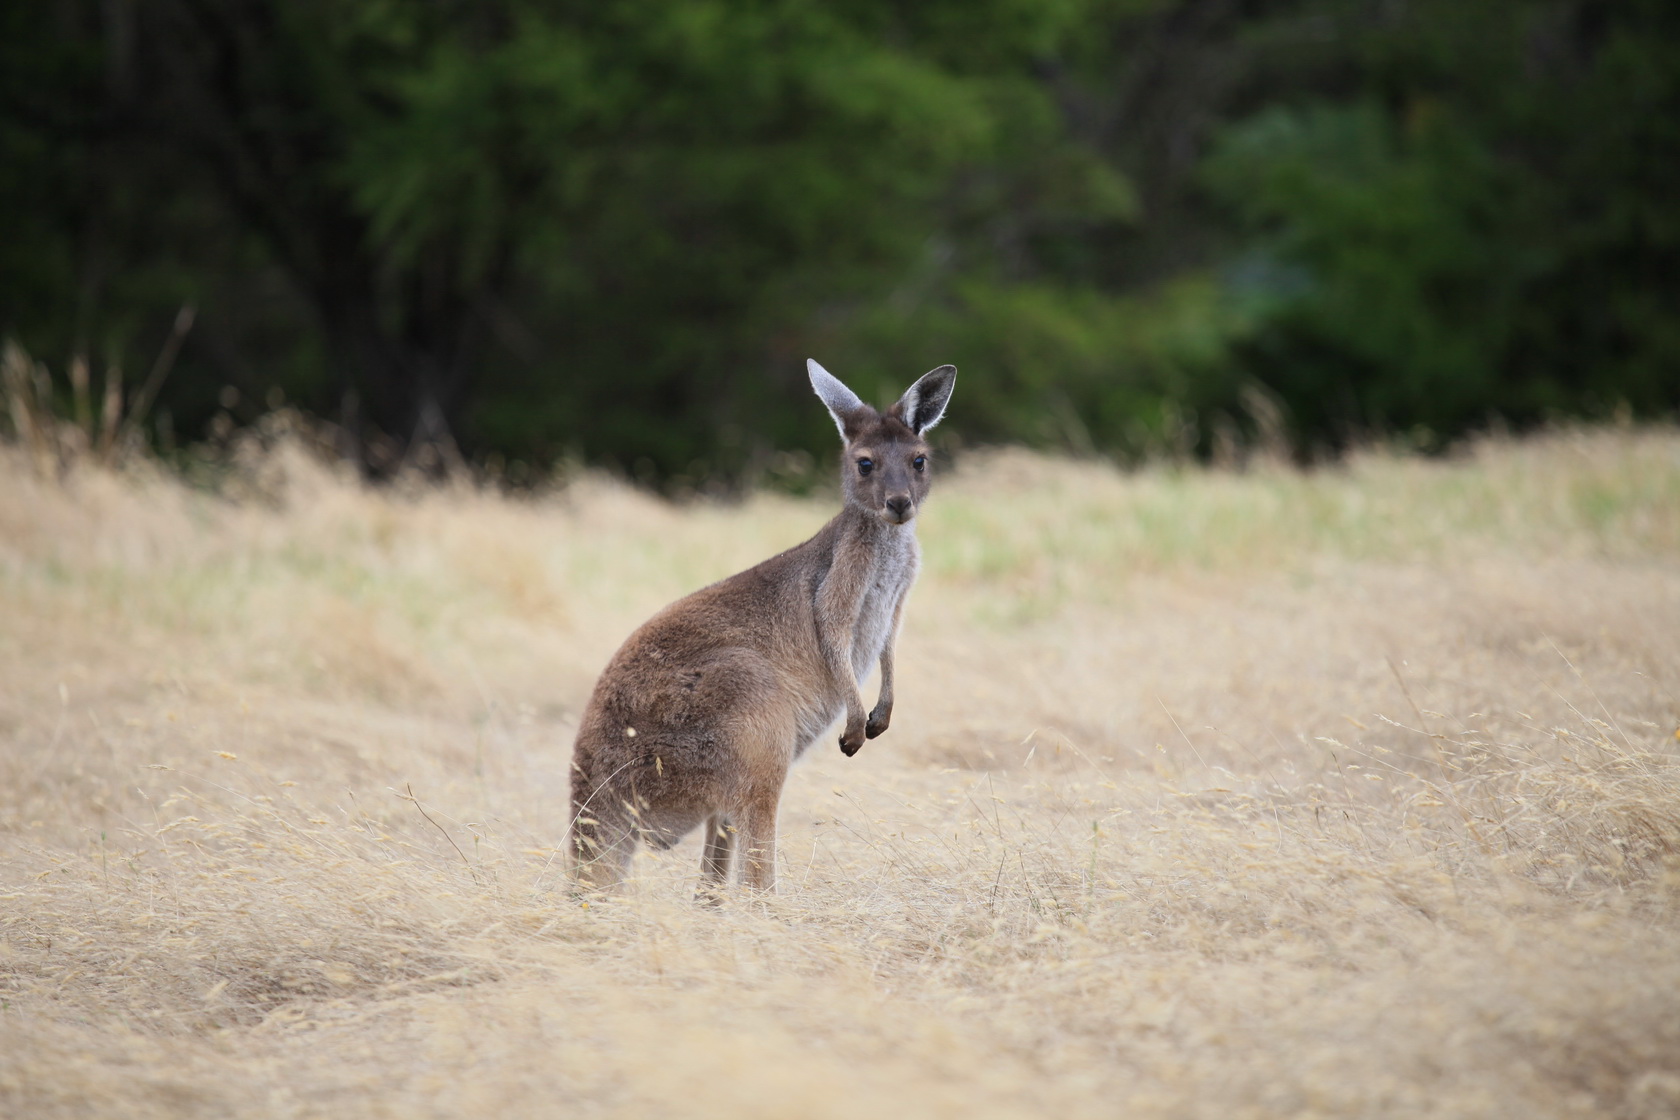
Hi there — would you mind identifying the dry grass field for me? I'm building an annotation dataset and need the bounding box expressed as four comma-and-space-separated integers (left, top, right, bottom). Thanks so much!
2, 424, 1679, 1118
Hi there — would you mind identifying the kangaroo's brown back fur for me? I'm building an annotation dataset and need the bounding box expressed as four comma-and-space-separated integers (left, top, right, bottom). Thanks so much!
568, 360, 957, 895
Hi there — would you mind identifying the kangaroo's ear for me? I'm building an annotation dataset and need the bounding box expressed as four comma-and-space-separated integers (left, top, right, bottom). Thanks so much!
808, 359, 868, 439
897, 364, 957, 435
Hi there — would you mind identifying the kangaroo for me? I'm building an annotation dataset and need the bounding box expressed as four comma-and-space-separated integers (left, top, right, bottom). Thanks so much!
567, 360, 956, 895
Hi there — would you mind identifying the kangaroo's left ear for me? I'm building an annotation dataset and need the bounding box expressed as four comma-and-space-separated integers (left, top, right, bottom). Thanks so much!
896, 365, 957, 435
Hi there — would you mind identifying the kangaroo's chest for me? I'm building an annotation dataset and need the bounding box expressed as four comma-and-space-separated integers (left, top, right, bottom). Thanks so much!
849, 533, 919, 681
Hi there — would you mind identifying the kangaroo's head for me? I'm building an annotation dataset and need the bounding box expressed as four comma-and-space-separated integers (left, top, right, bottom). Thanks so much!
808, 360, 957, 526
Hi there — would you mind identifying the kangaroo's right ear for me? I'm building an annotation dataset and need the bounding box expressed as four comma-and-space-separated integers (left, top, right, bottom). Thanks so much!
808, 359, 868, 439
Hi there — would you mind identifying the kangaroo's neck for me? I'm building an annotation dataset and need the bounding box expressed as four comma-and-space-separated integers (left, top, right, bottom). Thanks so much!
832, 502, 916, 553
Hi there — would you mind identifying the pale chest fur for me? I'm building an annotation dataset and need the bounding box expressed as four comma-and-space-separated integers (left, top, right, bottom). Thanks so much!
848, 526, 920, 682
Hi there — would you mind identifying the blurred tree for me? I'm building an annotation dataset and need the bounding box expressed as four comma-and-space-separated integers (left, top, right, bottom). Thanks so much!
1, 0, 1675, 477
0, 0, 1132, 476
1200, 0, 1680, 447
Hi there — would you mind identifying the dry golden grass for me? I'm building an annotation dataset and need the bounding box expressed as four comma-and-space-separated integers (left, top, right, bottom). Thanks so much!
2, 424, 1679, 1118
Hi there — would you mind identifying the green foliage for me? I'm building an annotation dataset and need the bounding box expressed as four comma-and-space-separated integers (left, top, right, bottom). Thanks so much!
1201, 0, 1680, 447
834, 272, 1252, 458
0, 0, 1675, 478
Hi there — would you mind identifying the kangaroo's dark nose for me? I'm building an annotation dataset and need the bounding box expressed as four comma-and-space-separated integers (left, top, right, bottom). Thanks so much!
886, 496, 912, 522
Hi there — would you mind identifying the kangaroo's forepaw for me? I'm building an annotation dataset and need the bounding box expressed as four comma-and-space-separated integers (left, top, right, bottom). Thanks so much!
865, 708, 891, 739
839, 723, 866, 756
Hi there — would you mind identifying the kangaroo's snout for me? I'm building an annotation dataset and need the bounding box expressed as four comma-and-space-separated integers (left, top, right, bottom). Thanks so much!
885, 495, 913, 523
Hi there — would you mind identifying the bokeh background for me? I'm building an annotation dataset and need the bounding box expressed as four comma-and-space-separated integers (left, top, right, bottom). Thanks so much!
3, 0, 1677, 482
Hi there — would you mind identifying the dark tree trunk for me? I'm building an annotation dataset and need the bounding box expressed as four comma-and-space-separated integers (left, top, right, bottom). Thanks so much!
130, 0, 484, 474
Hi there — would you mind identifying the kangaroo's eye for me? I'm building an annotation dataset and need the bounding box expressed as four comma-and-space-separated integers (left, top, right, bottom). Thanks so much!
912, 455, 927, 472
857, 458, 874, 476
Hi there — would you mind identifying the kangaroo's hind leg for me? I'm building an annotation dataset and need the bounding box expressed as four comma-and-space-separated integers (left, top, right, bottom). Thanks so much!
736, 783, 783, 893
569, 802, 636, 893
696, 813, 734, 903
